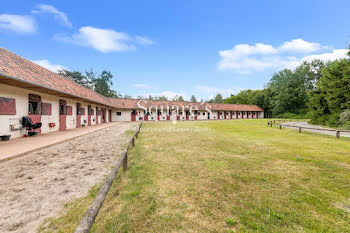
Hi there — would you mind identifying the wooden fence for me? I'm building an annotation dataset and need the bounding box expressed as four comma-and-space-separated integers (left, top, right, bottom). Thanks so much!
269, 120, 350, 139
74, 122, 142, 233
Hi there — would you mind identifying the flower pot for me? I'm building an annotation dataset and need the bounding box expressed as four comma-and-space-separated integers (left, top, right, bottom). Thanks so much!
0, 135, 11, 141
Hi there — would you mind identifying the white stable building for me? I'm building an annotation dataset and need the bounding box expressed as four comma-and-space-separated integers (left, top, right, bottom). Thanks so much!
0, 48, 264, 140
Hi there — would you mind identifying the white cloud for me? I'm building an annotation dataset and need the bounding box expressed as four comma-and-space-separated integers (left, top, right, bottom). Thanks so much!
135, 36, 154, 45
0, 14, 36, 33
218, 39, 348, 74
32, 4, 72, 28
302, 49, 348, 63
132, 83, 153, 89
279, 39, 322, 53
56, 26, 136, 53
32, 59, 66, 72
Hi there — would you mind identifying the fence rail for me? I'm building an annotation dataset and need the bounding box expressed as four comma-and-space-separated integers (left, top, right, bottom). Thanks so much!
269, 121, 350, 139
74, 122, 142, 233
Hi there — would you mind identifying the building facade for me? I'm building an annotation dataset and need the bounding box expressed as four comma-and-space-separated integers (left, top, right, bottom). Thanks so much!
0, 48, 264, 139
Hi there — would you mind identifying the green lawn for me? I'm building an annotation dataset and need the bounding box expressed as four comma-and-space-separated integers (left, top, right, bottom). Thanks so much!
40, 119, 350, 232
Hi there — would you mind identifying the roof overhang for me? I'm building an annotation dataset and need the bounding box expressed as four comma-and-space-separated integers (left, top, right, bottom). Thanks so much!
0, 72, 111, 107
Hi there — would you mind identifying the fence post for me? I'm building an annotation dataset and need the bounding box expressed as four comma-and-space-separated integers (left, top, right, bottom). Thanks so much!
336, 131, 340, 139
279, 125, 282, 130
132, 137, 135, 147
299, 127, 302, 133
123, 151, 128, 171
271, 123, 273, 127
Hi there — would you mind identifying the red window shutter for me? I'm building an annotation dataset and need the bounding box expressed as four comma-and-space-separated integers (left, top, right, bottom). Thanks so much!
67, 106, 73, 115
0, 97, 16, 115
41, 103, 52, 115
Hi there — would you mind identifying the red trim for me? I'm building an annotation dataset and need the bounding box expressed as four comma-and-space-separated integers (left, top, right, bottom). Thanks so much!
131, 114, 136, 121
59, 115, 66, 130
76, 115, 81, 128
30, 115, 41, 134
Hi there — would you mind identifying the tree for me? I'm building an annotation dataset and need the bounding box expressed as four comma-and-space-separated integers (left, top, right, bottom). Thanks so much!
123, 94, 133, 99
155, 96, 168, 101
253, 88, 274, 118
58, 69, 93, 89
308, 58, 350, 125
93, 70, 118, 97
213, 93, 223, 103
172, 95, 185, 102
224, 89, 261, 104
190, 95, 197, 102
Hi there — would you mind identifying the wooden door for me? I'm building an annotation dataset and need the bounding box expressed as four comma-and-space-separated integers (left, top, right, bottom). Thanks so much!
59, 115, 66, 131
76, 115, 81, 128
30, 115, 41, 134
131, 114, 136, 121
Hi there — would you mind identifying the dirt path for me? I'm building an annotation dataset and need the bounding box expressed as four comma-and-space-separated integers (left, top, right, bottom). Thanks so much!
0, 122, 138, 233
281, 122, 350, 138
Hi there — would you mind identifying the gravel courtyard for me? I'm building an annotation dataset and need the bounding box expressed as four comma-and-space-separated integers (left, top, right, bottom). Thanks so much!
0, 122, 138, 233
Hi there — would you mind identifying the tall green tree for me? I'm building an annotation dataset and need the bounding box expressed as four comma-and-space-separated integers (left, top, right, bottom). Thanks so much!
267, 61, 325, 116
190, 95, 197, 102
308, 58, 350, 125
58, 69, 93, 89
224, 89, 261, 104
213, 93, 223, 103
92, 70, 118, 97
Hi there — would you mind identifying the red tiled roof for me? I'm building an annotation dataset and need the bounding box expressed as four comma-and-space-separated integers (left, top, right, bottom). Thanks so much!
0, 48, 263, 112
0, 48, 111, 106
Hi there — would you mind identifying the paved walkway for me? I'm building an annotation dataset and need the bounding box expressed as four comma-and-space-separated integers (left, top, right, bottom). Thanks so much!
281, 122, 350, 138
0, 122, 122, 162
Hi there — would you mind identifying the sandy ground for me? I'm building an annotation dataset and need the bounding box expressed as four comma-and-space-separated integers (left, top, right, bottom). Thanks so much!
281, 122, 350, 138
0, 122, 137, 233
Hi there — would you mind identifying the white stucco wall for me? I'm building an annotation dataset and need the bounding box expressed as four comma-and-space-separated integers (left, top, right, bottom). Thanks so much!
112, 109, 131, 122
0, 83, 109, 139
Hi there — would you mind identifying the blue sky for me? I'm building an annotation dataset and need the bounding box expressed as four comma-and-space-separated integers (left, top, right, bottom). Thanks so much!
0, 0, 349, 100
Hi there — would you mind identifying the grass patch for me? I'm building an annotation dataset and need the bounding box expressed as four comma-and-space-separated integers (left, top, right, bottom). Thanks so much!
40, 120, 350, 232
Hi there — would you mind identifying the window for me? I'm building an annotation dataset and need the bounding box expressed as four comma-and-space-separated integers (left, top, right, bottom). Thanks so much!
67, 106, 73, 115
59, 99, 67, 115
76, 103, 82, 115
116, 112, 122, 116
41, 103, 52, 115
29, 94, 41, 115
203, 112, 205, 115
0, 97, 16, 115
